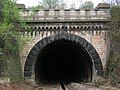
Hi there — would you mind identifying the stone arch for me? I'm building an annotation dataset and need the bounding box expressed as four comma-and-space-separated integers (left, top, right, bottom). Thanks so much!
24, 32, 103, 84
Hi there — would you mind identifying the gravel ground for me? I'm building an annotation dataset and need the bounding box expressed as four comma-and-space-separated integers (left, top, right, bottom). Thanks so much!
0, 83, 119, 90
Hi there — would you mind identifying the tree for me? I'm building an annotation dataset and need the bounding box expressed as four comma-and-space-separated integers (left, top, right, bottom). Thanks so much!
0, 0, 3, 23
70, 3, 75, 9
39, 0, 66, 9
80, 1, 94, 9
107, 0, 120, 6
105, 6, 120, 87
0, 0, 24, 82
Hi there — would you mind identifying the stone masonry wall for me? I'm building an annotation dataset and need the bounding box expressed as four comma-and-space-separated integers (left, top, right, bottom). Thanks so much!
20, 30, 110, 73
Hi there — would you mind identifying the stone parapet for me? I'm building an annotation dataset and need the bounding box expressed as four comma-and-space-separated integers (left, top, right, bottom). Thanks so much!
20, 9, 110, 21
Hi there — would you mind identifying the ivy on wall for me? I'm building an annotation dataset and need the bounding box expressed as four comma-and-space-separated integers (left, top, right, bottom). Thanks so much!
0, 0, 27, 83
105, 6, 120, 88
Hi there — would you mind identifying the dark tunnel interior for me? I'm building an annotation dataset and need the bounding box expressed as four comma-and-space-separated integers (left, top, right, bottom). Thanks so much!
35, 39, 93, 84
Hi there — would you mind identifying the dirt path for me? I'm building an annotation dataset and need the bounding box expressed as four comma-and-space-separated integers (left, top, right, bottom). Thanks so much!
0, 83, 119, 90
33, 83, 119, 90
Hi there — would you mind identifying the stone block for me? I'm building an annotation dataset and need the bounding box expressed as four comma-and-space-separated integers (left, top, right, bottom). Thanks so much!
99, 86, 110, 90
0, 77, 10, 84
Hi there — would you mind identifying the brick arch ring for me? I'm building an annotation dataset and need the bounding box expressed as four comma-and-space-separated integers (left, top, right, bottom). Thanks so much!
24, 32, 103, 80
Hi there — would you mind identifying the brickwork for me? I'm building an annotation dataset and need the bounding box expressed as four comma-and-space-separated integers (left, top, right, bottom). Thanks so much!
20, 30, 109, 72
19, 3, 111, 84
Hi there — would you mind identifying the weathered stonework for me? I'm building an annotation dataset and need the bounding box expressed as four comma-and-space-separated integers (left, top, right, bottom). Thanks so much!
21, 31, 109, 71
19, 30, 109, 85
19, 4, 110, 84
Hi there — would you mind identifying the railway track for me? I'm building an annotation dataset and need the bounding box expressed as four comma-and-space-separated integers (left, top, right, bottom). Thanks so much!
33, 82, 87, 90
60, 81, 87, 90
33, 83, 119, 90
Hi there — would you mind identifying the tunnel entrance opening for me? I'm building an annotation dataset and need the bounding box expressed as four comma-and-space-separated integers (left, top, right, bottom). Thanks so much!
35, 39, 93, 84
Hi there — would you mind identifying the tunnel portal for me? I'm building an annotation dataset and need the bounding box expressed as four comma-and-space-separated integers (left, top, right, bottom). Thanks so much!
35, 39, 93, 84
